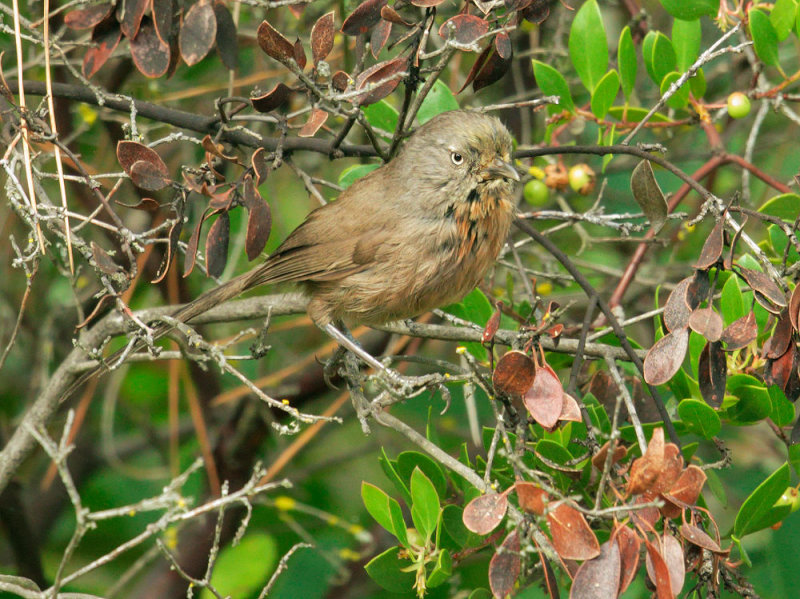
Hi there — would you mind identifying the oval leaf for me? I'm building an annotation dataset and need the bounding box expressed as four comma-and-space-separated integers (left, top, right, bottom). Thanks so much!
644, 328, 689, 386
463, 492, 508, 535
631, 160, 668, 234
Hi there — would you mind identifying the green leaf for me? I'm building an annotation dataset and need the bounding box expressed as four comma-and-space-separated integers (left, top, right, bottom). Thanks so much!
607, 106, 672, 123
768, 385, 795, 426
750, 9, 781, 67
650, 33, 677, 85
720, 274, 745, 326
771, 0, 798, 41
673, 18, 702, 72
734, 463, 791, 537
790, 444, 800, 476
618, 26, 637, 100
202, 533, 278, 599
365, 546, 416, 592
442, 504, 483, 549
468, 589, 493, 599
689, 67, 707, 98
427, 549, 453, 588
397, 451, 448, 500
677, 399, 721, 438
705, 468, 728, 507
379, 448, 412, 506
568, 0, 608, 92
417, 79, 460, 124
532, 59, 575, 114
591, 70, 620, 118
660, 71, 690, 109
759, 193, 800, 221
362, 482, 410, 547
410, 468, 440, 540
659, 0, 717, 20
768, 225, 800, 264
726, 383, 772, 424
338, 163, 380, 188
363, 100, 399, 135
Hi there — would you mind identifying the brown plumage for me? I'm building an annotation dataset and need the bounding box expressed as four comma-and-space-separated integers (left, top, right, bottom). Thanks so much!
173, 109, 518, 329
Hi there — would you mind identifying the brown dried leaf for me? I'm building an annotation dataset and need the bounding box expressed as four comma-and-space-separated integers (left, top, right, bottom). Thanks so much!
472, 47, 510, 92
120, 0, 148, 38
523, 364, 564, 429
409, 0, 447, 5
298, 108, 328, 137
311, 11, 335, 65
83, 21, 122, 79
257, 19, 295, 63
559, 392, 582, 423
548, 503, 601, 561
492, 350, 535, 396
687, 270, 710, 309
65, 4, 112, 29
116, 197, 160, 212
651, 443, 684, 495
152, 0, 175, 44
489, 531, 521, 599
628, 428, 665, 496
644, 538, 674, 599
154, 207, 183, 283
243, 174, 271, 260
205, 211, 230, 278
354, 57, 406, 105
667, 465, 706, 506
694, 219, 725, 269
789, 284, 800, 332
688, 307, 723, 342
438, 15, 489, 49
591, 441, 627, 471
739, 267, 787, 308
679, 523, 722, 553
293, 38, 307, 70
214, 1, 238, 70
569, 540, 620, 599
615, 525, 641, 593
482, 304, 502, 344
643, 328, 689, 386
720, 311, 757, 351
129, 159, 171, 191
698, 341, 726, 408
251, 82, 292, 113
91, 242, 121, 275
117, 141, 169, 175
381, 6, 412, 26
495, 32, 512, 59
180, 0, 217, 66
130, 19, 170, 78
631, 160, 668, 234
764, 308, 793, 359
370, 19, 392, 59
332, 70, 350, 91
463, 491, 508, 535
661, 534, 685, 596
183, 209, 211, 277
514, 481, 547, 515
341, 0, 387, 36
662, 277, 693, 332
251, 148, 270, 186
521, 0, 551, 23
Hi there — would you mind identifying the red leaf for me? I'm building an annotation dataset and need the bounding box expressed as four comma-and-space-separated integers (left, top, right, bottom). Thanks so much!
205, 211, 230, 278
739, 267, 787, 309
559, 392, 582, 423
120, 0, 148, 39
380, 6, 412, 27
627, 428, 665, 496
643, 328, 689, 385
482, 304, 502, 344
547, 503, 601, 561
521, 0, 551, 24
311, 11, 335, 65
183, 208, 211, 277
370, 19, 392, 59
251, 82, 292, 113
243, 174, 271, 260
591, 441, 627, 471
472, 47, 510, 92
293, 38, 307, 70
130, 19, 171, 78
644, 538, 674, 599
688, 307, 723, 341
694, 219, 724, 269
789, 283, 800, 332
660, 534, 685, 596
651, 443, 684, 496
257, 19, 295, 63
569, 540, 620, 599
409, 0, 447, 6
523, 363, 563, 429
720, 311, 757, 350
665, 465, 706, 509
494, 32, 512, 59
462, 492, 508, 535
514, 481, 547, 515
615, 525, 641, 593
251, 148, 270, 186
662, 277, 694, 332
83, 21, 122, 78
438, 15, 489, 49
679, 523, 722, 553
492, 350, 536, 396
129, 159, 171, 191
65, 4, 112, 29
341, 0, 386, 36
353, 57, 406, 105
489, 531, 521, 599
298, 108, 328, 137
763, 308, 793, 359
117, 141, 169, 175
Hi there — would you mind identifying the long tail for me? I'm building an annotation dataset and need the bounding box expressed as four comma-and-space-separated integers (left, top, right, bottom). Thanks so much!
60, 269, 263, 403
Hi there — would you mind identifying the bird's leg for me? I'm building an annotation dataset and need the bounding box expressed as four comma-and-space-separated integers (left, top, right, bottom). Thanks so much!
322, 322, 389, 374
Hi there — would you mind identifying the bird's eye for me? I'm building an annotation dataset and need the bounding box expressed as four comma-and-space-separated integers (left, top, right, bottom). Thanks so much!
451, 152, 464, 165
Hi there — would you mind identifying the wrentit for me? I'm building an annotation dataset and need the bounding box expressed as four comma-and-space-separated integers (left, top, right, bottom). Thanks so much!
176, 110, 519, 332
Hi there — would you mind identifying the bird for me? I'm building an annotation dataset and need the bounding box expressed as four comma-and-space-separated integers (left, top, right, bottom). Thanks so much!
69, 109, 520, 393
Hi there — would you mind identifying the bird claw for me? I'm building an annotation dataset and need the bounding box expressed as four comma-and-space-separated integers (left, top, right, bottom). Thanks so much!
322, 346, 348, 389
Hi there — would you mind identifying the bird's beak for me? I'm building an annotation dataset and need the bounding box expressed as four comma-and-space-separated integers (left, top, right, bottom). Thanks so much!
483, 157, 520, 182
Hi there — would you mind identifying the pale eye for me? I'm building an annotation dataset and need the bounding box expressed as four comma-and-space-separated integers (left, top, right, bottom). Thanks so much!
451, 151, 464, 165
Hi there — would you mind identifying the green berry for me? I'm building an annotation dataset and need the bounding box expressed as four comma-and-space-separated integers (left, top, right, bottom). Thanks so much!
727, 92, 751, 119
568, 164, 594, 194
523, 179, 550, 206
